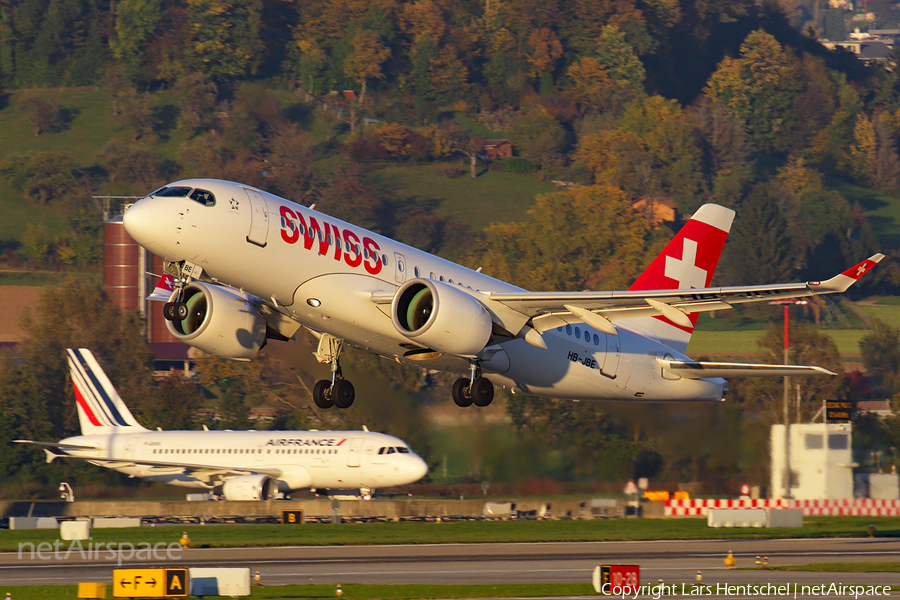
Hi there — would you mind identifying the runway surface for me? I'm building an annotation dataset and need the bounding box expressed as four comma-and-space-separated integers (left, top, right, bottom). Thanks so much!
2, 536, 900, 590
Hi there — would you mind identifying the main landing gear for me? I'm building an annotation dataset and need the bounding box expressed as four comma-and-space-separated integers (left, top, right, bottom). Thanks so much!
451, 360, 494, 408
312, 335, 355, 409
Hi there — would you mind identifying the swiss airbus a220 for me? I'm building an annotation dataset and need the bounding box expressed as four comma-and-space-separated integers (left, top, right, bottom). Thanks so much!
123, 180, 882, 409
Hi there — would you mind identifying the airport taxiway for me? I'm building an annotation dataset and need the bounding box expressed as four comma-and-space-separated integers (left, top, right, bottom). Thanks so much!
2, 536, 899, 587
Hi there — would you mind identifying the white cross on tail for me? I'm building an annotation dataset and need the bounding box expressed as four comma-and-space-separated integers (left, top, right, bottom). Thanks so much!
665, 238, 708, 289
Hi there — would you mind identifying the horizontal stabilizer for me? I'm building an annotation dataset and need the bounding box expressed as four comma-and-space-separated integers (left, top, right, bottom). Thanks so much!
14, 440, 100, 450
656, 359, 836, 379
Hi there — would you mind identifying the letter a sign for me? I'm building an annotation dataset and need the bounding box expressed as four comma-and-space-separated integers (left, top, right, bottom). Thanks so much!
165, 569, 189, 597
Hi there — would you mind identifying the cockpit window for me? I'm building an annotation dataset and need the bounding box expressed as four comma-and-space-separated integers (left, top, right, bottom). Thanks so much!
386, 447, 396, 454
190, 189, 216, 206
397, 447, 410, 453
156, 187, 193, 197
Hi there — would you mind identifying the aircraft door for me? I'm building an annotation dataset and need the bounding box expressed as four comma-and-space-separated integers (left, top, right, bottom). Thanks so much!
603, 334, 620, 378
347, 438, 362, 467
394, 252, 407, 283
125, 437, 138, 460
243, 188, 269, 247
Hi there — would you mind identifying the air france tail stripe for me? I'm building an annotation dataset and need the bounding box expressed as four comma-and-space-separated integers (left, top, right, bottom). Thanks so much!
72, 349, 129, 427
69, 358, 116, 427
72, 382, 103, 427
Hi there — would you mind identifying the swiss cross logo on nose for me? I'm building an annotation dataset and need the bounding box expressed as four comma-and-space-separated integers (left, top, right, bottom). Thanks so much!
665, 238, 708, 289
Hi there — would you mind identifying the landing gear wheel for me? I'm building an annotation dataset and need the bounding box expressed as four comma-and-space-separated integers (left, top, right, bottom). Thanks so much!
313, 380, 333, 409
163, 302, 176, 321
471, 377, 494, 407
452, 378, 473, 407
332, 379, 355, 409
175, 302, 188, 320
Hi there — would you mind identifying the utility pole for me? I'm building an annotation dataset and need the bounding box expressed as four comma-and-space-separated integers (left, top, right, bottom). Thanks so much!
770, 299, 808, 499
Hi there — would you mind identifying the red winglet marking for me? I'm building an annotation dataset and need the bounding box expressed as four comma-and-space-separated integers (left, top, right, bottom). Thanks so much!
843, 259, 876, 280
73, 383, 102, 426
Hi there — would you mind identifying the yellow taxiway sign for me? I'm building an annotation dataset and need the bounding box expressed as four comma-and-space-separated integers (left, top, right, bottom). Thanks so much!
112, 568, 188, 598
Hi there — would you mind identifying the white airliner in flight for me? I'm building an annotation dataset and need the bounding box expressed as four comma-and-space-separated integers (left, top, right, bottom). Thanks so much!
122, 179, 883, 409
15, 349, 427, 500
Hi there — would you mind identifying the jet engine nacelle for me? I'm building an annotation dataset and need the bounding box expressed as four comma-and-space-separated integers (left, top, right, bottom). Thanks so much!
391, 278, 492, 357
167, 282, 266, 360
221, 474, 277, 501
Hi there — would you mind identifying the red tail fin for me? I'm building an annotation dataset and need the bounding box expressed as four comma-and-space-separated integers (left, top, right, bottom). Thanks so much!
627, 204, 735, 352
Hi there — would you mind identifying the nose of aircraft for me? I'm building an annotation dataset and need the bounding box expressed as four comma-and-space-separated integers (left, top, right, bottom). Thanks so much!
123, 198, 157, 245
406, 454, 428, 482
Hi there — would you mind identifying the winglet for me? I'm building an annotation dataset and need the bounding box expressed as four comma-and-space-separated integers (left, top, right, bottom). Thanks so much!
812, 254, 884, 293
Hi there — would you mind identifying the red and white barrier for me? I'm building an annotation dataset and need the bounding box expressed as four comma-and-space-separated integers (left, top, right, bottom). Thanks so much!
665, 498, 900, 516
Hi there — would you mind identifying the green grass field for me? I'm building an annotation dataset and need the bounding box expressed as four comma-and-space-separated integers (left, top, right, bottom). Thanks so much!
367, 164, 557, 230
687, 330, 868, 359
1, 517, 897, 553
828, 179, 900, 249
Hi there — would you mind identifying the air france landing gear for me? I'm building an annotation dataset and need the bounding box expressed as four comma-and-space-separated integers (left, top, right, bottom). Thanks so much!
452, 361, 493, 407
312, 334, 355, 409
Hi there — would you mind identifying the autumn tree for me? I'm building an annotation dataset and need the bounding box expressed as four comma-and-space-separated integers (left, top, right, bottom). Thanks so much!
705, 29, 800, 154
111, 0, 162, 78
0, 283, 156, 484
21, 93, 64, 136
719, 183, 795, 287
175, 73, 218, 135
860, 318, 900, 396
567, 57, 617, 114
98, 142, 171, 195
473, 185, 655, 291
144, 371, 205, 430
526, 28, 563, 83
118, 87, 153, 141
729, 323, 846, 423
509, 106, 566, 180
184, 0, 264, 79
593, 25, 645, 107
287, 38, 326, 93
343, 29, 390, 105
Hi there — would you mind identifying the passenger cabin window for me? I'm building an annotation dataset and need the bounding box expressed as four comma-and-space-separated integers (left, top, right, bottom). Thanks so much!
156, 187, 193, 197
190, 189, 216, 206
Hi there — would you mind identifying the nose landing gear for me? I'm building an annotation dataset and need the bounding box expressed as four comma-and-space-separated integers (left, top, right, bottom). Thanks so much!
161, 260, 192, 321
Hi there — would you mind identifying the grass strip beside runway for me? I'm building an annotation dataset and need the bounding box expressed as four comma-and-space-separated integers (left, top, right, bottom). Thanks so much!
769, 563, 900, 572
0, 583, 593, 599
2, 516, 899, 552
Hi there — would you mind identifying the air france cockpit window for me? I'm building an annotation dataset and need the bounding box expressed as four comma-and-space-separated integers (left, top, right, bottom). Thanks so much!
156, 187, 193, 197
190, 189, 216, 207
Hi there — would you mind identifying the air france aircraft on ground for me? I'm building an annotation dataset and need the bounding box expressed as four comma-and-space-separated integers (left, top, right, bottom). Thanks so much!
123, 180, 883, 409
15, 349, 427, 499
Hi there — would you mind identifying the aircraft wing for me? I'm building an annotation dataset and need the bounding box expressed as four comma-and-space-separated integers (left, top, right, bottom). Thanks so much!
25, 448, 282, 481
656, 359, 836, 379
485, 254, 883, 333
